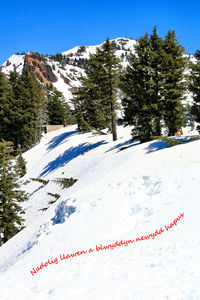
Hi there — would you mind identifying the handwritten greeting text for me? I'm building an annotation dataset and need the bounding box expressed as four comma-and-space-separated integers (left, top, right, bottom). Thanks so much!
30, 212, 184, 276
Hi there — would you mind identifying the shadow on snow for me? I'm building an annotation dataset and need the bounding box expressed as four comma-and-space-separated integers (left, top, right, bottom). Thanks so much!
40, 140, 107, 176
146, 136, 198, 154
51, 200, 76, 225
106, 138, 133, 152
47, 130, 78, 151
146, 140, 169, 154
106, 139, 140, 153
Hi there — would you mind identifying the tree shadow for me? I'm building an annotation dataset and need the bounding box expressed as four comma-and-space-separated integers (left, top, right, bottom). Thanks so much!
146, 136, 198, 154
174, 136, 198, 143
29, 185, 44, 197
47, 130, 78, 151
146, 140, 169, 154
106, 139, 139, 153
106, 139, 132, 152
40, 140, 107, 176
51, 200, 76, 225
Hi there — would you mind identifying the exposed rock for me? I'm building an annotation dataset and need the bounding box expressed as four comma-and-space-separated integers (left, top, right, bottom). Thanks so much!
69, 87, 77, 94
6, 60, 11, 67
24, 52, 58, 85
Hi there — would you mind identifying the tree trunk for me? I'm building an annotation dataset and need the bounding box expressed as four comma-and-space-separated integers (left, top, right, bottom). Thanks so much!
110, 101, 117, 141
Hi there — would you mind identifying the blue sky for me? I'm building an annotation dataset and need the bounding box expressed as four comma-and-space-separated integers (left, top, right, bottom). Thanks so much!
0, 0, 200, 64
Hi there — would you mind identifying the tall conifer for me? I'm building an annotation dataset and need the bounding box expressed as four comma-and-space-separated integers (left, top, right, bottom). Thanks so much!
121, 28, 186, 141
14, 69, 46, 150
0, 69, 46, 151
120, 33, 154, 141
0, 141, 27, 245
189, 50, 200, 124
0, 72, 15, 144
16, 148, 26, 177
72, 38, 121, 140
47, 88, 72, 125
162, 30, 187, 136
149, 26, 165, 135
100, 38, 121, 140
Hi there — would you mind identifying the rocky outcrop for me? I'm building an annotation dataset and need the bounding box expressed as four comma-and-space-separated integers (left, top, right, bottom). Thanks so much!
6, 60, 11, 67
24, 52, 57, 85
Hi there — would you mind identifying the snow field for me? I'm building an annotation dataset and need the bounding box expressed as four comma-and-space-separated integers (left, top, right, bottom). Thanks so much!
0, 125, 200, 299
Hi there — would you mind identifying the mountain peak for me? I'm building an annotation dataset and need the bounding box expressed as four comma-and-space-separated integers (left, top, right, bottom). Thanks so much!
0, 37, 137, 102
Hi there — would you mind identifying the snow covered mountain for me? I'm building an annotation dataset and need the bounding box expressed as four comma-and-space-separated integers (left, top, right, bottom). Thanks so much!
0, 38, 137, 103
1, 37, 194, 110
0, 125, 200, 299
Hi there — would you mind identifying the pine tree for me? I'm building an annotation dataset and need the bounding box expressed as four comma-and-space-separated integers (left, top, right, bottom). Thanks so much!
7, 69, 24, 150
1, 69, 46, 151
0, 71, 16, 144
16, 148, 26, 177
72, 50, 111, 132
100, 38, 122, 140
149, 26, 165, 136
47, 88, 72, 125
72, 84, 93, 132
13, 68, 46, 150
120, 33, 155, 141
9, 68, 20, 98
162, 30, 187, 136
189, 50, 200, 125
0, 141, 27, 245
72, 38, 121, 140
120, 28, 186, 141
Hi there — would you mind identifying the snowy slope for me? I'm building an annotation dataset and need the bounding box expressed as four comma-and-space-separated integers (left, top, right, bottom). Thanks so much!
1, 54, 25, 74
0, 38, 194, 112
46, 60, 85, 105
0, 38, 137, 105
62, 37, 137, 57
0, 125, 200, 299
62, 44, 98, 58
62, 37, 137, 68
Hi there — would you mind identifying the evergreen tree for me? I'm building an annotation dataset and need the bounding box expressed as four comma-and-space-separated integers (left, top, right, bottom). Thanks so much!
0, 72, 16, 144
0, 69, 45, 151
47, 88, 72, 125
72, 49, 111, 132
162, 30, 187, 136
72, 38, 121, 141
12, 68, 46, 150
16, 148, 26, 177
71, 85, 92, 132
149, 26, 165, 135
9, 68, 20, 98
100, 38, 122, 140
189, 50, 200, 124
120, 33, 155, 141
7, 69, 24, 150
120, 28, 186, 141
0, 141, 27, 245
